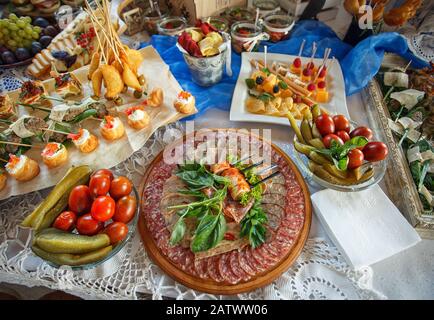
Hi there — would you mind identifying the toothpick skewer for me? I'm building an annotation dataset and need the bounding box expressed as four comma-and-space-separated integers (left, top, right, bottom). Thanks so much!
308, 42, 317, 67
0, 141, 44, 149
314, 48, 331, 82
254, 8, 260, 32
264, 45, 268, 69
40, 128, 69, 135
298, 39, 306, 57
0, 158, 7, 163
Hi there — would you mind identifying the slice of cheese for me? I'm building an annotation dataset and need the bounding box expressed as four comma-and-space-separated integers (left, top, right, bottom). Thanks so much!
384, 72, 409, 88
9, 116, 34, 138
49, 104, 70, 122
398, 117, 422, 129
419, 185, 433, 205
421, 150, 434, 162
390, 89, 425, 110
388, 118, 421, 143
407, 146, 422, 163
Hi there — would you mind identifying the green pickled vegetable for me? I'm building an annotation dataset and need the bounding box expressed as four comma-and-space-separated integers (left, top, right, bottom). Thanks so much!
32, 245, 113, 266
34, 228, 110, 254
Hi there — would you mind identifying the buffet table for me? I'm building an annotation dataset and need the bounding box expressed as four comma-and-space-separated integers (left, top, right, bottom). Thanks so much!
0, 1, 433, 300
0, 82, 433, 299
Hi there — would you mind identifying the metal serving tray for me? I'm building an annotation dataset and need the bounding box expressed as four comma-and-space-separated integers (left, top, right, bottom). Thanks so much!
361, 80, 434, 239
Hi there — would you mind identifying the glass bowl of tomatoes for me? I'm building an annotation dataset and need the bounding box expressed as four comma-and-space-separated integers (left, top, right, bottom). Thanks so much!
31, 168, 139, 270
290, 108, 389, 192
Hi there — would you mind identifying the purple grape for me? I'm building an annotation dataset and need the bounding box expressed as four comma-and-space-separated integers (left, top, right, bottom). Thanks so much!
39, 36, 53, 48
15, 48, 31, 61
1, 51, 17, 64
43, 26, 58, 38
33, 17, 50, 28
31, 42, 43, 55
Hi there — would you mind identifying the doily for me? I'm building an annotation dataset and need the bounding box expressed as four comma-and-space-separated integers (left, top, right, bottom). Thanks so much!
0, 122, 387, 300
0, 67, 31, 93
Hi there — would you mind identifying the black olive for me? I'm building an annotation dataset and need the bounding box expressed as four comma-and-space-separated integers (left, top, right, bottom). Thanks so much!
273, 85, 279, 93
255, 76, 264, 84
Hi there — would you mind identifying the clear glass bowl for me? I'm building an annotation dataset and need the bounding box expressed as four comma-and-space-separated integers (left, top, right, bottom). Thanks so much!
292, 121, 388, 192
157, 16, 188, 36
202, 16, 230, 33
35, 187, 140, 270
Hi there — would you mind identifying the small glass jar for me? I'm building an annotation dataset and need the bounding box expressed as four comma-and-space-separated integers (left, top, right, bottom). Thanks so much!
143, 7, 170, 35
202, 16, 230, 33
221, 7, 255, 26
263, 14, 294, 42
157, 16, 188, 36
252, 0, 280, 17
230, 21, 263, 54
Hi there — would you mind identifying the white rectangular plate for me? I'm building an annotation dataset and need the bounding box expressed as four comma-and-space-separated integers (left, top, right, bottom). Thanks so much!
229, 52, 349, 126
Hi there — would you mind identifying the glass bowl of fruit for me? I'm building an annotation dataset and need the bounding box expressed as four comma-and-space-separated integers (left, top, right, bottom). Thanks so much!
157, 16, 188, 36
25, 167, 139, 270
290, 106, 389, 192
231, 21, 268, 54
263, 13, 295, 42
0, 14, 58, 69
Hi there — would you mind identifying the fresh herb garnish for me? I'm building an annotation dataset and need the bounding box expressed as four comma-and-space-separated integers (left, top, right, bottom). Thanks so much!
257, 92, 274, 102
278, 80, 288, 90
315, 136, 368, 171
262, 68, 271, 76
240, 201, 268, 248
245, 78, 256, 89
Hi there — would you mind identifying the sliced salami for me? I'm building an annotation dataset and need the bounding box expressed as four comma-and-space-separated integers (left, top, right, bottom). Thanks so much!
238, 250, 257, 276
218, 253, 241, 284
229, 250, 251, 282
207, 256, 224, 283
194, 258, 209, 279
245, 247, 267, 273
250, 247, 274, 270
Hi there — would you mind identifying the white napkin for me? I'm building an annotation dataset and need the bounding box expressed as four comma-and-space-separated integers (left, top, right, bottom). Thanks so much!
311, 185, 421, 269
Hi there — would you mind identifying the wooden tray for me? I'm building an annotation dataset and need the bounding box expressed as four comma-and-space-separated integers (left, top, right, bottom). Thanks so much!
138, 130, 312, 295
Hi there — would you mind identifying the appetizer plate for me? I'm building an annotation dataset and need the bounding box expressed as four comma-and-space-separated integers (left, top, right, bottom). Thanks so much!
230, 52, 349, 125
0, 46, 197, 200
138, 129, 312, 295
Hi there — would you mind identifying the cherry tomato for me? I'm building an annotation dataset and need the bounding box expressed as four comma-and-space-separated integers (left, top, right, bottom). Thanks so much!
76, 213, 104, 236
362, 142, 388, 162
348, 149, 364, 169
104, 222, 128, 244
332, 115, 350, 133
315, 114, 335, 136
91, 195, 116, 222
89, 174, 111, 198
350, 126, 373, 141
53, 211, 77, 232
322, 134, 344, 148
336, 130, 350, 143
113, 195, 137, 223
68, 185, 92, 215
109, 176, 133, 200
92, 169, 114, 181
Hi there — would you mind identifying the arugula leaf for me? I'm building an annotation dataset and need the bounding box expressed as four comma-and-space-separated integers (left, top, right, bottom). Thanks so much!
245, 78, 256, 89
170, 217, 186, 245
